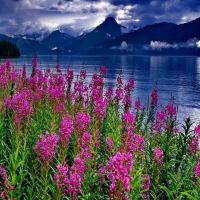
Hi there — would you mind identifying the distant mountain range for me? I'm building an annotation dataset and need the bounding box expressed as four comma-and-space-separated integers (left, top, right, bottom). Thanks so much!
1, 17, 200, 55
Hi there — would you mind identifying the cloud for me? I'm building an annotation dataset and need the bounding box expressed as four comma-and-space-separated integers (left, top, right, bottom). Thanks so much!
111, 41, 133, 51
144, 38, 200, 50
0, 0, 200, 39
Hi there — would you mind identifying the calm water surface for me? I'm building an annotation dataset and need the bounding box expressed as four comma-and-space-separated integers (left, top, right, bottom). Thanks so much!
1, 55, 200, 127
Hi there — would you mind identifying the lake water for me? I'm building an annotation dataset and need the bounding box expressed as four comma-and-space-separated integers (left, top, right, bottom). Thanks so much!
1, 55, 200, 127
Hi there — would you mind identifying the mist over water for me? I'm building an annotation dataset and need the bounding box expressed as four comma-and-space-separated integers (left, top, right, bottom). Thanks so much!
2, 55, 200, 127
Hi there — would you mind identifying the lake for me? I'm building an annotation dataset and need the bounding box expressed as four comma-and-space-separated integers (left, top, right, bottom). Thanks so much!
1, 55, 200, 127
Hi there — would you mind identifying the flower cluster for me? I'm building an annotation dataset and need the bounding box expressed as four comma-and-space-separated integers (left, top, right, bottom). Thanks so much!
68, 157, 86, 199
189, 137, 198, 155
79, 132, 92, 159
106, 137, 115, 155
142, 174, 150, 199
75, 112, 90, 132
34, 131, 60, 166
151, 89, 158, 107
3, 90, 33, 132
153, 147, 164, 166
193, 159, 200, 177
166, 103, 177, 117
54, 164, 69, 190
107, 152, 133, 199
59, 116, 73, 147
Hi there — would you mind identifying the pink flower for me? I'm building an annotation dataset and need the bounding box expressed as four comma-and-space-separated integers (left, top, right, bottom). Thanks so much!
34, 131, 60, 166
54, 164, 69, 189
106, 137, 114, 154
166, 103, 176, 116
135, 99, 142, 110
68, 157, 86, 199
107, 152, 133, 197
80, 132, 92, 159
100, 66, 107, 76
193, 159, 200, 177
189, 137, 198, 155
59, 116, 73, 146
153, 147, 164, 166
0, 166, 7, 183
194, 124, 200, 137
76, 112, 90, 132
151, 89, 158, 107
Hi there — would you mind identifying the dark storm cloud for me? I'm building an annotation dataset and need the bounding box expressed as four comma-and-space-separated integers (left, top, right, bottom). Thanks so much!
0, 0, 200, 38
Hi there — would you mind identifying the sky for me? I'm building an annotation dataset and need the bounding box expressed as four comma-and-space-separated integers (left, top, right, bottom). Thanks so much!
0, 0, 200, 38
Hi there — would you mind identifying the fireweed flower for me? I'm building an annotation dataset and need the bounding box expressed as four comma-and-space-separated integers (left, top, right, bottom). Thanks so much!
4, 90, 33, 132
124, 80, 134, 94
123, 110, 134, 125
68, 157, 86, 199
97, 162, 107, 182
106, 137, 115, 154
153, 110, 167, 133
34, 131, 60, 166
142, 174, 150, 199
59, 116, 73, 146
75, 112, 90, 132
135, 99, 142, 111
79, 132, 92, 159
153, 147, 164, 166
80, 69, 86, 80
189, 136, 198, 155
93, 95, 107, 122
194, 124, 200, 137
166, 103, 177, 117
151, 89, 158, 107
100, 66, 107, 77
107, 152, 133, 198
0, 166, 7, 184
56, 64, 61, 73
193, 159, 200, 177
54, 164, 69, 190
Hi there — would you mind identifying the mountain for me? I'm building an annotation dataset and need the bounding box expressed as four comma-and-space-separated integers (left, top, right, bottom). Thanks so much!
87, 17, 200, 55
41, 30, 76, 53
15, 38, 53, 55
69, 17, 124, 54
0, 33, 53, 55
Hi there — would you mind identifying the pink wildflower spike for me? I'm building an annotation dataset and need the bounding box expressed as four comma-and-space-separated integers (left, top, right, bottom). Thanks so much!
54, 164, 69, 189
80, 69, 86, 80
100, 66, 107, 76
0, 166, 7, 183
194, 124, 200, 137
166, 103, 177, 116
107, 152, 133, 198
135, 99, 142, 110
142, 174, 150, 199
56, 64, 61, 73
189, 136, 198, 155
79, 132, 92, 159
106, 137, 114, 154
76, 112, 90, 132
34, 131, 60, 166
151, 89, 158, 107
59, 116, 73, 146
193, 159, 200, 177
68, 157, 86, 199
153, 147, 164, 166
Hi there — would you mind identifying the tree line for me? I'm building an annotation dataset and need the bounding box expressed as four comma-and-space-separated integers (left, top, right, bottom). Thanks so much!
0, 40, 20, 57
